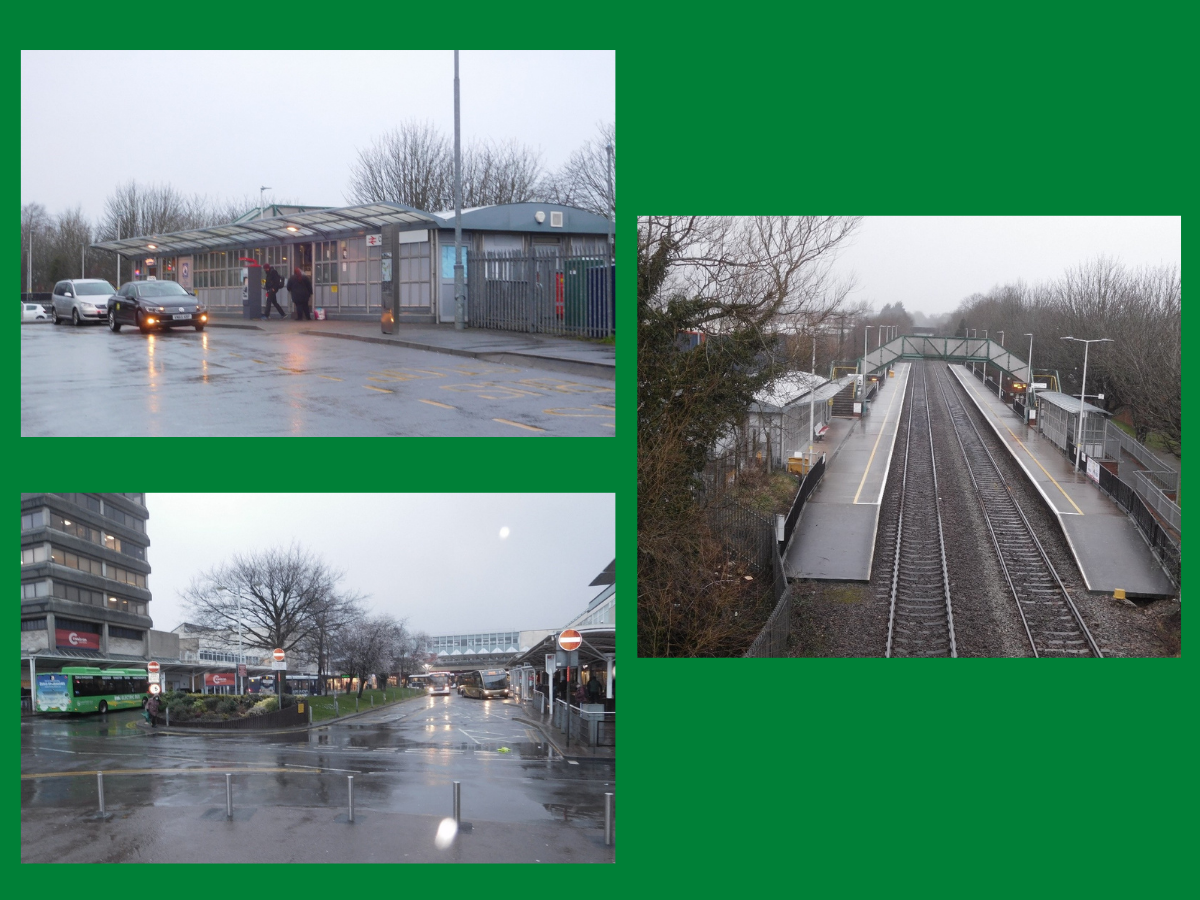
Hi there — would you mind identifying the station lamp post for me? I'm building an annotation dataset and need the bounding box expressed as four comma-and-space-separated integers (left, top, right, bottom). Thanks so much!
218, 585, 244, 694
1024, 332, 1034, 399
1060, 336, 1113, 470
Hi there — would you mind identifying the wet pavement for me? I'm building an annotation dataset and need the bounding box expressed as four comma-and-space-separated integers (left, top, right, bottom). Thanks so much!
21, 693, 615, 863
21, 323, 616, 436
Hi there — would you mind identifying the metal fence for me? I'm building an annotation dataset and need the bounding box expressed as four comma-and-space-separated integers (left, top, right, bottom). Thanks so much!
1132, 470, 1181, 533
704, 498, 778, 579
781, 454, 826, 551
467, 247, 614, 338
1103, 420, 1179, 493
1096, 466, 1181, 590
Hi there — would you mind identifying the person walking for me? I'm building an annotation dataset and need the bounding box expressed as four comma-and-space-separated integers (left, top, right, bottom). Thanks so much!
287, 267, 314, 320
146, 693, 161, 728
262, 264, 286, 319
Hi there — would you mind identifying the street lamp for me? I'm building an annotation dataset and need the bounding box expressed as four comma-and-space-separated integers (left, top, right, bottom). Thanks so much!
1060, 336, 1113, 470
1024, 332, 1034, 400
218, 585, 244, 695
259, 186, 272, 220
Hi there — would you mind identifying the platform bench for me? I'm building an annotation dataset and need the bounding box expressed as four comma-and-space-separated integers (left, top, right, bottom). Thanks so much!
814, 423, 830, 441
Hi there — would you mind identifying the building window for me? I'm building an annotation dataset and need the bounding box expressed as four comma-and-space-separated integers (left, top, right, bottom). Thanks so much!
50, 546, 105, 577
21, 509, 46, 530
49, 581, 147, 617
109, 626, 144, 641
22, 618, 47, 631
57, 493, 102, 514
103, 532, 146, 561
122, 493, 144, 504
21, 545, 49, 566
50, 512, 105, 547
103, 505, 145, 533
56, 616, 100, 633
21, 580, 50, 599
107, 564, 147, 590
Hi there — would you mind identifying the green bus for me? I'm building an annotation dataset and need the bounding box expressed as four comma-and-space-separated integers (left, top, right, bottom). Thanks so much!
36, 667, 150, 713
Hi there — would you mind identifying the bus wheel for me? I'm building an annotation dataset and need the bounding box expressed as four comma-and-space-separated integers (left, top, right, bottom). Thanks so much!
98, 701, 108, 714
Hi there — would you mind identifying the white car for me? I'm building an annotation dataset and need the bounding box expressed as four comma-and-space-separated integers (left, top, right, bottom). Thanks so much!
52, 279, 117, 326
22, 302, 51, 323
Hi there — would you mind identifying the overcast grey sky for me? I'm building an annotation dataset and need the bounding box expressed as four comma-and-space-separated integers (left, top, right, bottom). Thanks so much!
831, 216, 1181, 318
146, 494, 614, 638
21, 50, 615, 222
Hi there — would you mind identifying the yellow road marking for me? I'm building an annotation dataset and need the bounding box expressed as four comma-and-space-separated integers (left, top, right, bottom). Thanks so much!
316, 375, 343, 381
493, 418, 545, 432
542, 407, 616, 418
277, 366, 305, 374
959, 373, 1084, 514
364, 385, 394, 393
22, 767, 293, 780
418, 399, 456, 409
594, 405, 616, 411
601, 423, 615, 428
252, 359, 267, 364
853, 367, 906, 503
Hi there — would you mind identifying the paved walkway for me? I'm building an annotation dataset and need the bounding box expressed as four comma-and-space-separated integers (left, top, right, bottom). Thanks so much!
210, 316, 615, 381
949, 365, 1175, 597
784, 363, 911, 580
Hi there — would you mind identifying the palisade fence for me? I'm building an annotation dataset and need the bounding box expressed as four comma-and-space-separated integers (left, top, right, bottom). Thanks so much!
1095, 466, 1181, 591
701, 456, 827, 658
467, 247, 614, 338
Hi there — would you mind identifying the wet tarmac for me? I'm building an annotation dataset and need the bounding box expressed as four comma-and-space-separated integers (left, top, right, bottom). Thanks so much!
21, 324, 616, 436
21, 694, 615, 863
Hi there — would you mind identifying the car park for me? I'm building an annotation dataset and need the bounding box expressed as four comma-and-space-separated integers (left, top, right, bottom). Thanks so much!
52, 279, 117, 325
21, 302, 52, 323
108, 280, 207, 334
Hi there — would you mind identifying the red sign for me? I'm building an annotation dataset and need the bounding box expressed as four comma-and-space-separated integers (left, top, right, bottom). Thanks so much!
558, 629, 582, 652
56, 628, 100, 650
147, 661, 160, 674
204, 672, 236, 686
273, 648, 285, 662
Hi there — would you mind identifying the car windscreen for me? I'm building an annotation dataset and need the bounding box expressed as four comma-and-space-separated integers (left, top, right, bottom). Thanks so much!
481, 673, 507, 688
137, 282, 189, 298
76, 282, 116, 295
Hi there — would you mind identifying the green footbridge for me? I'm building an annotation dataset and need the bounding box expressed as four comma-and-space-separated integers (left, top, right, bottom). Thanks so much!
860, 336, 1031, 384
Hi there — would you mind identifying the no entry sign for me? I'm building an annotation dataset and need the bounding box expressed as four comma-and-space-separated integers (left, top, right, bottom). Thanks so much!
273, 648, 285, 662
147, 661, 160, 674
558, 629, 582, 652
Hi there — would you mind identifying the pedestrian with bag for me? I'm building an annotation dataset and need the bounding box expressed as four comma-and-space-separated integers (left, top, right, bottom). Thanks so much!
262, 264, 286, 319
145, 693, 161, 728
286, 267, 313, 320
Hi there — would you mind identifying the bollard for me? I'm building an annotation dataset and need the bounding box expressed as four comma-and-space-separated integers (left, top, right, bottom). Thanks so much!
334, 698, 338, 716
97, 772, 106, 816
356, 697, 359, 713
453, 781, 461, 824
371, 695, 374, 707
604, 792, 613, 846
308, 704, 313, 724
166, 706, 170, 727
348, 775, 354, 823
226, 773, 232, 819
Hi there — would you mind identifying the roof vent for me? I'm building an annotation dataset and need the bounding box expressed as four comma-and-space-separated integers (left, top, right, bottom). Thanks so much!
550, 211, 563, 228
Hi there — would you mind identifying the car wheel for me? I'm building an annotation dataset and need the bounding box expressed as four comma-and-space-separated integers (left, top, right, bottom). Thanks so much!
53, 306, 62, 325
109, 309, 121, 332
98, 700, 108, 714
72, 308, 82, 326
194, 324, 205, 332
137, 312, 152, 335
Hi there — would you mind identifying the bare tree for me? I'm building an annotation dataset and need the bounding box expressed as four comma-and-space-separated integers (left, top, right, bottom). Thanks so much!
542, 122, 615, 217
294, 588, 364, 695
334, 613, 404, 699
461, 138, 544, 206
181, 544, 355, 701
346, 120, 452, 211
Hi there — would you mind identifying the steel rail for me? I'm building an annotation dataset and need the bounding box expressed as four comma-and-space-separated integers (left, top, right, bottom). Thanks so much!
933, 364, 1102, 658
885, 364, 957, 658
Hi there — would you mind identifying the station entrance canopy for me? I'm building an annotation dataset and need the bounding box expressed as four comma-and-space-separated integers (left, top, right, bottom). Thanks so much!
861, 336, 1031, 384
91, 202, 439, 257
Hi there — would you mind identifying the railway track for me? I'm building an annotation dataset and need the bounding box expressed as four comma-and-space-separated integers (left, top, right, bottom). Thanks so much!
932, 365, 1102, 657
885, 364, 957, 657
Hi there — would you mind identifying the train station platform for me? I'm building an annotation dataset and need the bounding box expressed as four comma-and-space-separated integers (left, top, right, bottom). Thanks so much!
784, 363, 911, 581
948, 365, 1175, 598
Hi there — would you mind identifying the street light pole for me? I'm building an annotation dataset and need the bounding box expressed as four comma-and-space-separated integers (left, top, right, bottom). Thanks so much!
453, 50, 465, 331
259, 186, 271, 220
1024, 333, 1034, 396
1061, 336, 1113, 470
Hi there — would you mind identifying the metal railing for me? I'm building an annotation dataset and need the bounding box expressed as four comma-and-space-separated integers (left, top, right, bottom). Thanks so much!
553, 699, 615, 748
467, 247, 614, 338
1103, 421, 1178, 493
1096, 466, 1180, 590
780, 454, 826, 551
1132, 470, 1181, 534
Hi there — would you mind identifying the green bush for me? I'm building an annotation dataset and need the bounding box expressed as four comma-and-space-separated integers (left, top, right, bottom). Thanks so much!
249, 696, 279, 715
